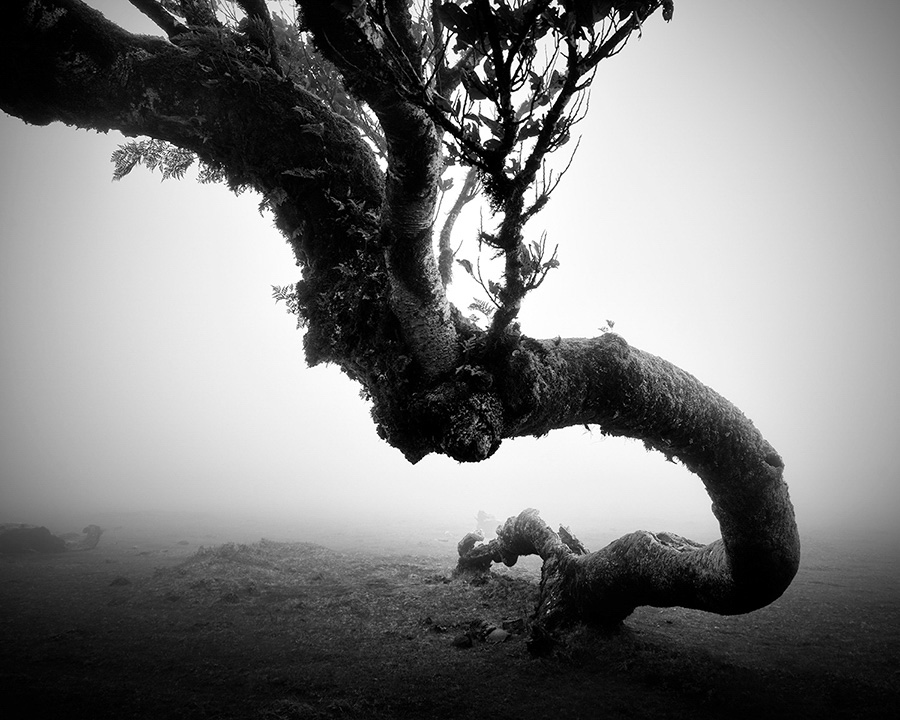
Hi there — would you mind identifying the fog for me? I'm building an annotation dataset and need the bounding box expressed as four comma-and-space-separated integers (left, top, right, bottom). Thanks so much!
2, 1, 899, 548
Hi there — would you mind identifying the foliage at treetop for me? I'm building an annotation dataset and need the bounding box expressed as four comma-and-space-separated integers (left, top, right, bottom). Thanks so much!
113, 0, 674, 337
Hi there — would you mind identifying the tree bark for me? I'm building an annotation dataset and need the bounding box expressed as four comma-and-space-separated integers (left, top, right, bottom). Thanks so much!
299, 1, 460, 377
455, 333, 800, 642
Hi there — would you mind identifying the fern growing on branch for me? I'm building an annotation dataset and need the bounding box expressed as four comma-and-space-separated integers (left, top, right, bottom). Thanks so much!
111, 139, 226, 184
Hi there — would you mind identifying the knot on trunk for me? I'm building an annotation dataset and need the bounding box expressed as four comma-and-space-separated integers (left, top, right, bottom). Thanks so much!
413, 382, 504, 462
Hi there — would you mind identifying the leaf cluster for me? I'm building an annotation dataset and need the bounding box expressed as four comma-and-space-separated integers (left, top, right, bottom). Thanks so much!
427, 1, 669, 186
456, 230, 557, 322
111, 138, 226, 183
271, 283, 305, 328
414, 1, 671, 336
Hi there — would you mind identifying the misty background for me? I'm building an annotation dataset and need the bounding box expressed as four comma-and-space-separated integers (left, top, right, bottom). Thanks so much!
1, 1, 898, 547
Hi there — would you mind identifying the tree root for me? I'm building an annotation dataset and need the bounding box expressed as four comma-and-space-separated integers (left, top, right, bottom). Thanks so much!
455, 508, 775, 653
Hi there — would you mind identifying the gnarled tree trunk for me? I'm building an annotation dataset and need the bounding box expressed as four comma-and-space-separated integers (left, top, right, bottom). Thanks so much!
0, 0, 799, 646
455, 334, 799, 646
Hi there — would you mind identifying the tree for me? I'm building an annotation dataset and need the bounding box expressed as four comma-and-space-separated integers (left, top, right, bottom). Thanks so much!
0, 0, 799, 649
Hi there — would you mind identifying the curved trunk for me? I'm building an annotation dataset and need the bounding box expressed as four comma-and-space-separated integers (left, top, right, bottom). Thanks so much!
455, 334, 800, 641
503, 335, 800, 606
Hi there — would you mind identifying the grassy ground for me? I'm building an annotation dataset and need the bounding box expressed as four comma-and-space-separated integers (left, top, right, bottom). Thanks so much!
1, 517, 897, 719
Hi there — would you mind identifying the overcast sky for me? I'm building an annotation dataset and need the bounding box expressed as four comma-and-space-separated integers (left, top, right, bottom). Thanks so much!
1, 1, 898, 541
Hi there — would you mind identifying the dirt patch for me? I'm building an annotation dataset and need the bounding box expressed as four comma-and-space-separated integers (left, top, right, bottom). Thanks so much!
1, 529, 897, 719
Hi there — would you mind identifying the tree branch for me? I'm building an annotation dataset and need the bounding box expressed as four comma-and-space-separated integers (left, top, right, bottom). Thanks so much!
438, 167, 480, 286
0, 0, 371, 188
383, 0, 422, 73
577, 8, 644, 76
0, 0, 389, 373
127, 0, 189, 39
298, 1, 459, 377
